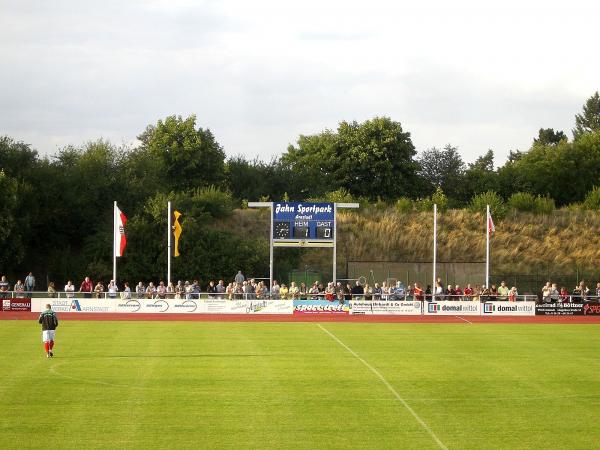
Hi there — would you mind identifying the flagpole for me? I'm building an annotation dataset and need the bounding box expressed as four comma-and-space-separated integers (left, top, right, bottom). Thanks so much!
113, 201, 117, 283
168, 201, 172, 286
432, 203, 437, 301
485, 204, 490, 288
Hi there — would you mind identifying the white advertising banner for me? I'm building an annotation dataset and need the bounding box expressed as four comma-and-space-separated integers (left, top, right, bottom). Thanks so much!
482, 301, 536, 316
350, 300, 422, 315
31, 298, 115, 313
113, 298, 294, 314
424, 300, 481, 315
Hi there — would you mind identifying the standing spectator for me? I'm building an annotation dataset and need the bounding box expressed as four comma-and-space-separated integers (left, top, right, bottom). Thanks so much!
279, 283, 289, 300
289, 282, 300, 299
308, 281, 319, 299
79, 277, 94, 299
324, 282, 335, 301
175, 281, 184, 299
122, 282, 131, 299
560, 286, 569, 302
550, 283, 560, 303
47, 282, 57, 298
498, 281, 509, 300
14, 280, 25, 298
64, 280, 75, 298
136, 282, 145, 299
192, 280, 201, 299
541, 282, 552, 303
146, 282, 156, 299
271, 280, 281, 299
25, 272, 36, 293
434, 282, 444, 300
299, 282, 308, 300
364, 283, 373, 300
156, 281, 167, 299
207, 281, 217, 298
381, 281, 389, 300
226, 282, 234, 300
489, 284, 498, 301
107, 280, 119, 299
463, 284, 474, 300
234, 270, 245, 284
392, 281, 405, 300
508, 286, 518, 302
216, 280, 226, 298
243, 280, 253, 300
94, 281, 104, 299
425, 285, 432, 301
454, 285, 463, 301
351, 280, 365, 300
596, 282, 600, 301
413, 283, 424, 301
0, 275, 10, 298
444, 284, 454, 300
372, 283, 382, 300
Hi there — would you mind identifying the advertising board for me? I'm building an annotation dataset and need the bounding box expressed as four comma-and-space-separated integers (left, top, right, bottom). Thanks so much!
31, 298, 114, 313
583, 302, 600, 315
424, 300, 481, 315
481, 301, 535, 316
535, 303, 585, 316
113, 299, 294, 314
1, 298, 32, 311
350, 300, 422, 315
293, 299, 349, 314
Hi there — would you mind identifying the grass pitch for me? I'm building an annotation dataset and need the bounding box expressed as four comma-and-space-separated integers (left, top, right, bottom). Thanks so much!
1, 320, 599, 449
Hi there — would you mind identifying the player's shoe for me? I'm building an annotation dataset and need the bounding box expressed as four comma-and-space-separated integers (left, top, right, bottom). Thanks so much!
49, 351, 53, 357
46, 353, 50, 358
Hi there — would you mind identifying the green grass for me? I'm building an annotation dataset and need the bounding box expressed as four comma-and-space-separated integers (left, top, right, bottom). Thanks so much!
1, 321, 599, 449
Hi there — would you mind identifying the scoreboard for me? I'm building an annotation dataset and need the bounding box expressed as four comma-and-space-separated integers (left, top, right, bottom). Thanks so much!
272, 202, 334, 247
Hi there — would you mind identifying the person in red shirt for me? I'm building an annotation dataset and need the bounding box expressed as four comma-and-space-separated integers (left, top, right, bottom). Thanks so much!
79, 276, 94, 299
413, 283, 424, 301
454, 285, 463, 301
463, 284, 474, 300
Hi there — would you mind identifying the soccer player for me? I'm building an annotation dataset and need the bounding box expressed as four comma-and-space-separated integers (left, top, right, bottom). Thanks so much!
38, 304, 59, 358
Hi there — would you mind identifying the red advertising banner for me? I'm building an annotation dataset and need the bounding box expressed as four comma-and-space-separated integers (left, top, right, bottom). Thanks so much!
1, 298, 32, 312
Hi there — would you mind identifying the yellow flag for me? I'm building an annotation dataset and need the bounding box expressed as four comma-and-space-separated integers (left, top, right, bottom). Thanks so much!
173, 211, 182, 257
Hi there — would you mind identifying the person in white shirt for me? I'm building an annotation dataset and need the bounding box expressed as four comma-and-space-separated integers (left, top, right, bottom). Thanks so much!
64, 281, 75, 298
107, 280, 119, 299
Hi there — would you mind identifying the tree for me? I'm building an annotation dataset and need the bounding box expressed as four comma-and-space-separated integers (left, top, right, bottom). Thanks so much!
534, 128, 567, 146
139, 115, 226, 192
281, 117, 420, 200
573, 91, 600, 140
418, 144, 466, 201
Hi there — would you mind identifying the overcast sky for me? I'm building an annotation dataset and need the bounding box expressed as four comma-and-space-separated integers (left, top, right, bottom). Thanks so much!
1, 0, 598, 164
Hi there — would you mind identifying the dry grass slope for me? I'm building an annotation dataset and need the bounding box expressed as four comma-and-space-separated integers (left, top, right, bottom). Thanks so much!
220, 208, 600, 275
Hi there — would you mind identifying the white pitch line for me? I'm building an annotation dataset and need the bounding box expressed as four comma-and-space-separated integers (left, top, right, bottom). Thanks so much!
455, 316, 472, 324
317, 323, 448, 450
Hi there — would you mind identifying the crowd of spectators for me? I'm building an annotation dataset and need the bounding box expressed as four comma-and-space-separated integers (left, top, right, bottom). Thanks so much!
1, 272, 600, 303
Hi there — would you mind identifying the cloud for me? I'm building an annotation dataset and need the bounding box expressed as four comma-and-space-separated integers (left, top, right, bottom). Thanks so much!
0, 0, 598, 165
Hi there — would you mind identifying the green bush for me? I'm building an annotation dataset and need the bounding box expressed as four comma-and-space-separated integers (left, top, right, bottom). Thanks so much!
507, 192, 537, 212
414, 187, 448, 212
507, 192, 555, 214
583, 186, 600, 210
534, 196, 555, 214
469, 191, 507, 219
395, 197, 413, 213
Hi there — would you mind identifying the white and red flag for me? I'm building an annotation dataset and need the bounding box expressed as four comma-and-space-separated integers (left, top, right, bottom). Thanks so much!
488, 212, 495, 236
115, 205, 127, 257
